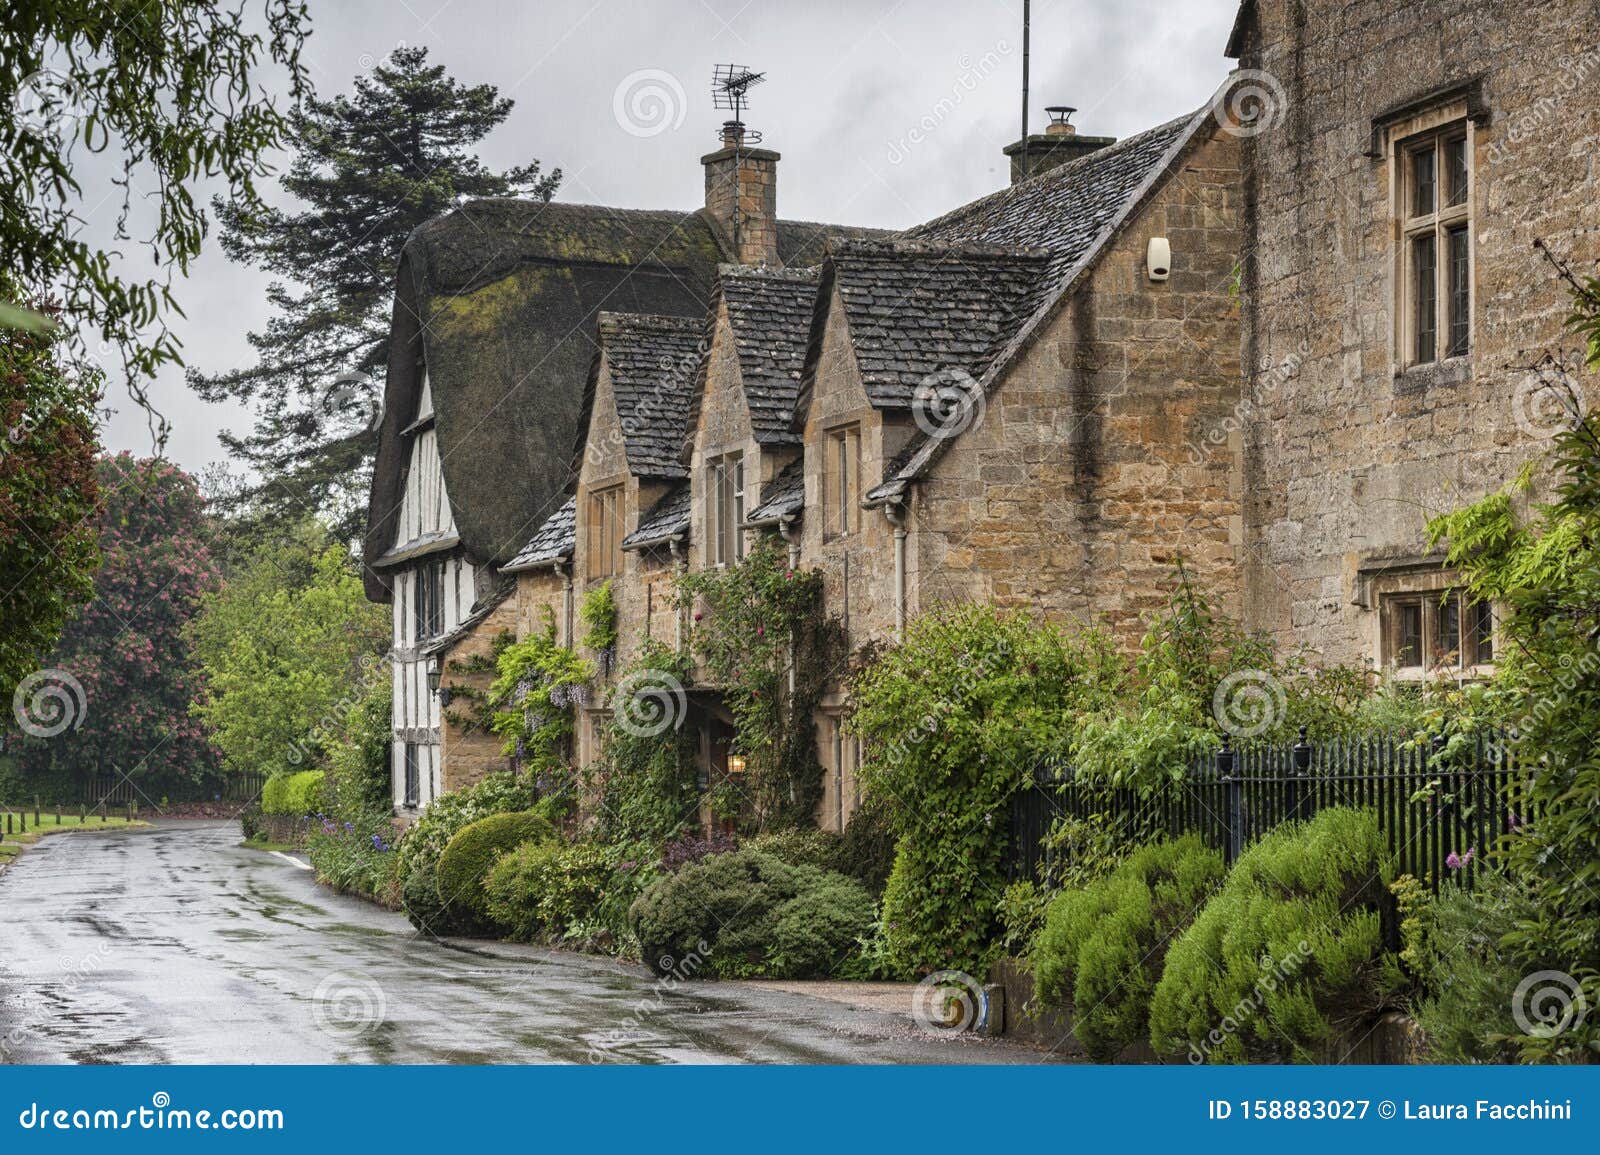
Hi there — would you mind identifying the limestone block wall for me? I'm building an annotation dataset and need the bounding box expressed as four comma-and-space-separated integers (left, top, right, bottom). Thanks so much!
911, 123, 1247, 649
1236, 0, 1600, 665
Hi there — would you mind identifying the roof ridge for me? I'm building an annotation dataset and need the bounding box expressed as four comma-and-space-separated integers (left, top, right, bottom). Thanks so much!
829, 237, 1053, 261
598, 310, 706, 331
716, 263, 821, 282
904, 107, 1203, 243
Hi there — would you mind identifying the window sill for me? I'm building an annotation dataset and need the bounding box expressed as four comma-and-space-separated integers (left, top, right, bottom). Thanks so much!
1394, 355, 1472, 396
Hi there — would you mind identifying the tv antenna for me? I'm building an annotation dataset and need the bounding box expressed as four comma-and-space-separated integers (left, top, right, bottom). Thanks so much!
713, 64, 766, 142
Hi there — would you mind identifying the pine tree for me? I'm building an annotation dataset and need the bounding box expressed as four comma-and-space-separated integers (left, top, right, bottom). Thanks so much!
189, 46, 560, 539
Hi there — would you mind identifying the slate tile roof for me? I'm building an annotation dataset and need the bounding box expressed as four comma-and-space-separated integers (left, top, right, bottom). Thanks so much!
862, 107, 1207, 499
822, 240, 1053, 411
621, 482, 691, 550
745, 456, 806, 525
904, 111, 1195, 274
595, 312, 707, 480
718, 266, 819, 446
503, 495, 576, 572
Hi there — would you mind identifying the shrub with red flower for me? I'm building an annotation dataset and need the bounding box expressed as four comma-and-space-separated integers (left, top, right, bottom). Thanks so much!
9, 453, 221, 800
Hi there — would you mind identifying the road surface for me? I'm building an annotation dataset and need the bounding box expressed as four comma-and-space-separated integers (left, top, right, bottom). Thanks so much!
0, 821, 1055, 1064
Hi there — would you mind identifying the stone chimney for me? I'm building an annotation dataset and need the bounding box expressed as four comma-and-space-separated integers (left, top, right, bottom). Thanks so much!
1002, 106, 1115, 184
702, 120, 781, 267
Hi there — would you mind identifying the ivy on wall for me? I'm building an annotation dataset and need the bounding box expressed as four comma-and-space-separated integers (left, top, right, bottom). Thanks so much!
677, 535, 844, 832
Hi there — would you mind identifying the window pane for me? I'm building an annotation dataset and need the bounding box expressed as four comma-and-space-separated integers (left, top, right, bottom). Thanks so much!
1395, 602, 1422, 668
1438, 596, 1461, 667
1414, 234, 1437, 363
1468, 600, 1494, 664
1447, 225, 1469, 356
1411, 145, 1436, 217
1445, 137, 1467, 207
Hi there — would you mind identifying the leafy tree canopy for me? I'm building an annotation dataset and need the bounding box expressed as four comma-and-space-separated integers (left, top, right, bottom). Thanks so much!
0, 292, 101, 694
0, 0, 311, 436
187, 521, 387, 780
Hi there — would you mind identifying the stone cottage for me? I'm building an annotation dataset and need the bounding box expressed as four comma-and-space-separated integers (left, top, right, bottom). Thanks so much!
365, 0, 1598, 824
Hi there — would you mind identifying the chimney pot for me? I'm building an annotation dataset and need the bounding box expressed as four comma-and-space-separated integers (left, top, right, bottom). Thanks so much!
1003, 105, 1115, 185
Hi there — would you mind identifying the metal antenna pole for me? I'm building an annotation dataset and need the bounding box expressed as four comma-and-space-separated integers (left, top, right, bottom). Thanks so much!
1020, 0, 1031, 180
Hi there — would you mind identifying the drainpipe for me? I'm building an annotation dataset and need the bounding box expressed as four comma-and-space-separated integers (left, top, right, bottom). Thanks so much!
777, 514, 801, 696
669, 536, 687, 650
778, 513, 801, 570
883, 497, 908, 641
556, 561, 574, 648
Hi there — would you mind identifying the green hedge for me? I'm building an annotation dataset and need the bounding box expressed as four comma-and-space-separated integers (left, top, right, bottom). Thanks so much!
434, 811, 555, 930
1149, 807, 1395, 1063
396, 771, 537, 936
1032, 833, 1225, 1061
260, 770, 325, 816
483, 839, 649, 949
629, 849, 874, 979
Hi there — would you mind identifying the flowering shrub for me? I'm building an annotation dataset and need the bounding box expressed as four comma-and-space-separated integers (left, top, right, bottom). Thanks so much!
10, 454, 218, 799
306, 814, 401, 908
486, 614, 591, 778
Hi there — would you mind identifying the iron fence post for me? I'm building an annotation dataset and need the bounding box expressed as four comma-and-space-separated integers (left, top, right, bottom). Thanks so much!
1217, 734, 1241, 864
1288, 724, 1310, 822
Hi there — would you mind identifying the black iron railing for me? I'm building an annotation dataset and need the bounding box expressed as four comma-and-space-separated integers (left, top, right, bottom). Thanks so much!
1008, 730, 1525, 890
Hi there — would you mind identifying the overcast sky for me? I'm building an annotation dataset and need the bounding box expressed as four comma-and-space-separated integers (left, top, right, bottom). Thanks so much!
95, 0, 1240, 473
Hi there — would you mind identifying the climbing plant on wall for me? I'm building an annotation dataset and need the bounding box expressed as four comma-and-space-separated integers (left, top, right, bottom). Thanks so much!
677, 535, 844, 831
485, 610, 592, 789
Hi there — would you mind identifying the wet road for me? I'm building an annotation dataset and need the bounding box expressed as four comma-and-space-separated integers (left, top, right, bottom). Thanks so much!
0, 822, 1052, 1064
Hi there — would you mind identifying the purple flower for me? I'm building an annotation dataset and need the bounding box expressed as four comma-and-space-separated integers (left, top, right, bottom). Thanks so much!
1445, 847, 1475, 870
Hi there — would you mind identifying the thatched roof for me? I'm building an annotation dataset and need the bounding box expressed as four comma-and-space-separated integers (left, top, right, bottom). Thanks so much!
364, 196, 881, 600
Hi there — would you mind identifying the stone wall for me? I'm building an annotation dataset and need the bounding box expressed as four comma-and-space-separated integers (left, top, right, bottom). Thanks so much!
1236, 0, 1600, 666
911, 121, 1247, 649
437, 592, 521, 793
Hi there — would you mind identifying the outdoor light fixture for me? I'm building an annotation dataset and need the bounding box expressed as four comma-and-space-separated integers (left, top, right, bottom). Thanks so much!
727, 754, 747, 775
426, 666, 442, 695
